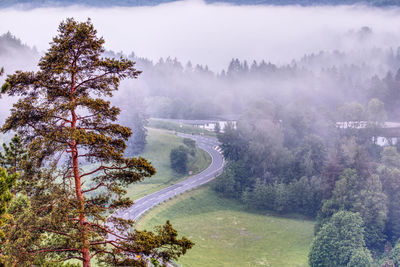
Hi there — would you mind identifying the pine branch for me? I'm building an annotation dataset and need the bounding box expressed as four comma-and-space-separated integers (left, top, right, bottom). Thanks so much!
82, 183, 105, 193
74, 71, 113, 91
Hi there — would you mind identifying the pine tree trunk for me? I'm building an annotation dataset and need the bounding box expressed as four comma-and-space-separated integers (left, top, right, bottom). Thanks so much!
71, 79, 91, 266
72, 145, 91, 267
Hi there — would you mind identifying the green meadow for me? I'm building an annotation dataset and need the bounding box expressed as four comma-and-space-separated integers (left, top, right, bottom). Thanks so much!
136, 186, 315, 267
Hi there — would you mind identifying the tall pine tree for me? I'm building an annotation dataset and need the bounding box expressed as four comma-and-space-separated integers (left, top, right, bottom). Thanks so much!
0, 18, 192, 266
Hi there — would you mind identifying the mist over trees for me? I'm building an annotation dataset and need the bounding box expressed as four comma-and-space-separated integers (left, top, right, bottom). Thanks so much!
117, 40, 400, 122
2, 27, 400, 122
0, 32, 38, 71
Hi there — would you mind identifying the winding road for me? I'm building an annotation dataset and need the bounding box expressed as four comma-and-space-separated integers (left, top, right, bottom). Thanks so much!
110, 132, 225, 225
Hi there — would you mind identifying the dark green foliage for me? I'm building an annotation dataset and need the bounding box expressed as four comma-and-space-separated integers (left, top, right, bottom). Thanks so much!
183, 138, 196, 157
294, 135, 326, 177
240, 176, 322, 216
213, 161, 252, 199
218, 121, 248, 162
0, 68, 16, 240
368, 71, 400, 121
0, 134, 27, 175
127, 111, 148, 155
150, 257, 162, 267
321, 138, 372, 199
347, 248, 373, 267
319, 168, 387, 249
289, 176, 323, 217
379, 147, 400, 242
99, 221, 193, 266
309, 211, 370, 267
389, 240, 400, 266
170, 146, 189, 174
381, 147, 400, 168
0, 168, 16, 239
0, 134, 29, 195
183, 138, 195, 149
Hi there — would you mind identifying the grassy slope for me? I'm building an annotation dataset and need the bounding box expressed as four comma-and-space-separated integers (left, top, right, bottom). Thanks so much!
136, 186, 315, 267
126, 128, 211, 200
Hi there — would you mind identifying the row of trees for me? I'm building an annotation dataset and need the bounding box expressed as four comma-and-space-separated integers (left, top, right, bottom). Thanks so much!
0, 19, 191, 266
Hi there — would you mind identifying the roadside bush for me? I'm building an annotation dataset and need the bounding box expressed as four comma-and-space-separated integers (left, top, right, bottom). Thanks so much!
170, 146, 189, 174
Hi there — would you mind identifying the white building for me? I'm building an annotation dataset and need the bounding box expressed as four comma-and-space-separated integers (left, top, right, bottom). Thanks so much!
336, 121, 400, 146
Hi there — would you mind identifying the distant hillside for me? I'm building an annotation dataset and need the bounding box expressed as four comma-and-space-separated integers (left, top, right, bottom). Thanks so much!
0, 0, 400, 8
0, 32, 35, 56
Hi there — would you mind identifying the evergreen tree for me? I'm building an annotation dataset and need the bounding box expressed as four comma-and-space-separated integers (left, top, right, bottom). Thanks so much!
379, 147, 400, 242
0, 134, 27, 174
347, 248, 373, 267
389, 240, 400, 266
0, 18, 192, 266
127, 111, 148, 155
0, 168, 16, 239
309, 211, 370, 267
170, 146, 189, 174
0, 68, 17, 240
319, 169, 387, 249
218, 121, 247, 161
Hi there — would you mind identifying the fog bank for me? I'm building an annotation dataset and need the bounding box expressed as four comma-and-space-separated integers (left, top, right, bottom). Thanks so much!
1, 1, 400, 70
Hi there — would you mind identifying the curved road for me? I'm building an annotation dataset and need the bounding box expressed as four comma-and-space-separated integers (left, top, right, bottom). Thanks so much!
111, 132, 225, 225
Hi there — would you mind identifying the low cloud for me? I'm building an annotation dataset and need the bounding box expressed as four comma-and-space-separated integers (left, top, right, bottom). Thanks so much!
1, 1, 400, 70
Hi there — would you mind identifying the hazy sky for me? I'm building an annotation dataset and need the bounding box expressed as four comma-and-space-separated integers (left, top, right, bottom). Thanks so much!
1, 0, 400, 71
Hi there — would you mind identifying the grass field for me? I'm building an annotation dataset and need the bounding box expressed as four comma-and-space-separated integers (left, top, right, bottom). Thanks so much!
136, 186, 315, 267
126, 128, 211, 200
